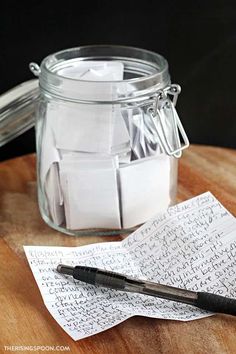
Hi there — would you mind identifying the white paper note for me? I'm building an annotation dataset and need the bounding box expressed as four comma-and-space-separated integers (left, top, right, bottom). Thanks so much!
40, 106, 63, 223
44, 163, 64, 226
24, 192, 236, 340
59, 157, 121, 229
54, 101, 115, 153
40, 105, 60, 184
119, 154, 171, 228
111, 110, 130, 155
53, 61, 124, 153
58, 61, 124, 81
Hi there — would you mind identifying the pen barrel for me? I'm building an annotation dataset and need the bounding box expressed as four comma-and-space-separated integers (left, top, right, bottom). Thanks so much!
73, 266, 97, 284
196, 292, 236, 316
95, 272, 126, 290
73, 266, 126, 289
134, 281, 198, 305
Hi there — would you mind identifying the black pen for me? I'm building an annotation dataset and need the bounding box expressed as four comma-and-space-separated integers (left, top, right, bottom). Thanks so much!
56, 264, 236, 316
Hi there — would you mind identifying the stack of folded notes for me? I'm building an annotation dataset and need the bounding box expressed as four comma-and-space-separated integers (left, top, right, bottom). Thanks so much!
40, 60, 173, 229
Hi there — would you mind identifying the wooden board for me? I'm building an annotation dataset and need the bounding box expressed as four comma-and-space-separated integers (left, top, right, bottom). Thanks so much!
0, 145, 236, 354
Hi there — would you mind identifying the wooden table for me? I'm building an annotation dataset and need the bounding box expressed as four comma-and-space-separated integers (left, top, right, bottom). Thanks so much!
0, 145, 236, 354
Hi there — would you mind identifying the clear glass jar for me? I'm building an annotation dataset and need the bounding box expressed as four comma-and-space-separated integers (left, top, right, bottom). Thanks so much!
0, 45, 189, 236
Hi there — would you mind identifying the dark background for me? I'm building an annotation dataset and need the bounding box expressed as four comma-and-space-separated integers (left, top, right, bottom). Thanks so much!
1, 0, 236, 161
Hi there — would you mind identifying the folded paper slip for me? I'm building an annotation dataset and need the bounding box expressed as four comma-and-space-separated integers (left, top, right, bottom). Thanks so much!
119, 154, 171, 228
24, 192, 236, 340
59, 157, 121, 229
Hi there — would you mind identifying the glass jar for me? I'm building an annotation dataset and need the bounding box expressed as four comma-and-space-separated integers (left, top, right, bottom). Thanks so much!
0, 45, 189, 236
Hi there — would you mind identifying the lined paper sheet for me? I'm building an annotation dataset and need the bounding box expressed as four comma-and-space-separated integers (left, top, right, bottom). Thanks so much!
24, 192, 236, 340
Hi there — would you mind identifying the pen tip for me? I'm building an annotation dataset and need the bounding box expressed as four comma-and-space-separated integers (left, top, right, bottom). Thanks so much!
57, 264, 63, 273
56, 264, 74, 276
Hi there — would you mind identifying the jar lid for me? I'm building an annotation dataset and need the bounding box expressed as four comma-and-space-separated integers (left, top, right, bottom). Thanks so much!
0, 79, 39, 147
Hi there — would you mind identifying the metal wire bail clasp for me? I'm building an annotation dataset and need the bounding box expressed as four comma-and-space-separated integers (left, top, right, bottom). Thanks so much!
148, 84, 189, 158
29, 62, 41, 77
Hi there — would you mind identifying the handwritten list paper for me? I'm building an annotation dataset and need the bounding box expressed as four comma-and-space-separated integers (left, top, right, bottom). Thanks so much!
24, 192, 236, 340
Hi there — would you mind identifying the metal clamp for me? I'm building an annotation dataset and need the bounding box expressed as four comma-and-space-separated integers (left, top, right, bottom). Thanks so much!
166, 84, 181, 106
148, 85, 189, 158
29, 62, 41, 77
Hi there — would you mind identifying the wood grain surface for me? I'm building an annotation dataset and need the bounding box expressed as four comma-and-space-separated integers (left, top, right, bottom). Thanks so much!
0, 145, 236, 354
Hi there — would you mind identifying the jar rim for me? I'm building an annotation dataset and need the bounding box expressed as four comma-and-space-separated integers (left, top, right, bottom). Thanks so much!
39, 45, 171, 102
41, 45, 169, 84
